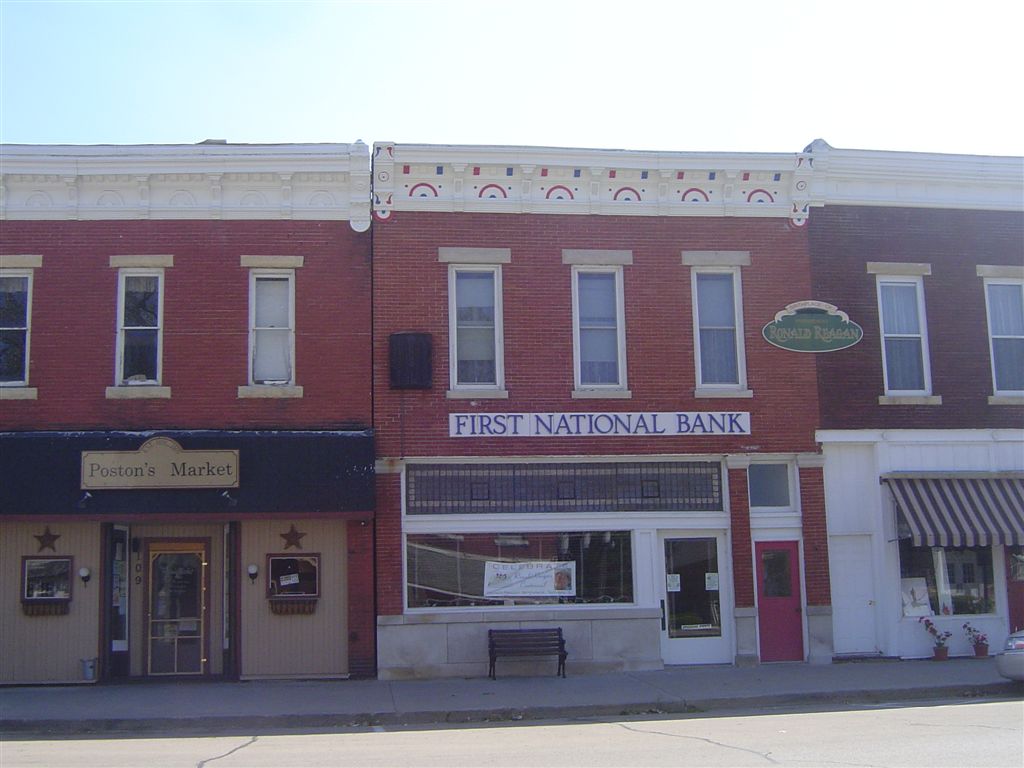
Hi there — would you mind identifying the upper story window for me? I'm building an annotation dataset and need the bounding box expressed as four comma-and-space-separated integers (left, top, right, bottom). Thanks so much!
877, 276, 931, 395
0, 270, 32, 387
250, 271, 295, 385
683, 252, 751, 399
981, 275, 1024, 397
117, 270, 163, 385
238, 256, 303, 399
867, 263, 937, 404
440, 247, 510, 399
564, 250, 631, 399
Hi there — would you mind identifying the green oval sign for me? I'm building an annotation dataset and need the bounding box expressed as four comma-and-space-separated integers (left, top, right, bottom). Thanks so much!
762, 301, 863, 353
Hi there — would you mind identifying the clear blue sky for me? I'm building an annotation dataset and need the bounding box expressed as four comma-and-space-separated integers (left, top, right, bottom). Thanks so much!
1, 0, 1022, 156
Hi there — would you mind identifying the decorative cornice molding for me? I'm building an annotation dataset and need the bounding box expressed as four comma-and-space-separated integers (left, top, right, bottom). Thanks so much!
0, 142, 372, 231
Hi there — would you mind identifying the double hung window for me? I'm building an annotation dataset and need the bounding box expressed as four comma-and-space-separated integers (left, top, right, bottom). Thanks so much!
983, 278, 1024, 395
250, 272, 295, 385
877, 277, 930, 394
687, 258, 750, 396
441, 248, 509, 397
0, 271, 31, 387
748, 463, 793, 510
117, 270, 163, 385
572, 267, 626, 391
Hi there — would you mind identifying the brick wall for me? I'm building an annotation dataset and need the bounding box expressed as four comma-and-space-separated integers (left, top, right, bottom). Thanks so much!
1, 220, 372, 430
808, 206, 1024, 430
373, 211, 821, 458
375, 474, 404, 616
346, 518, 376, 677
799, 465, 831, 606
728, 467, 754, 607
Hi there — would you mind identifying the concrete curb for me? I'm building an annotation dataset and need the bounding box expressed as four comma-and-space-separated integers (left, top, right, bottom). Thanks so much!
2, 682, 1019, 737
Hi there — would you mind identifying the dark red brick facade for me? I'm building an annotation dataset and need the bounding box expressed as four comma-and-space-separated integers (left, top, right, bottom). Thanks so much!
808, 206, 1024, 430
0, 220, 371, 430
373, 210, 829, 618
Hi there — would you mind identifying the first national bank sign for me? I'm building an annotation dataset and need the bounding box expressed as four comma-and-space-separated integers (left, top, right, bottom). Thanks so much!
450, 411, 750, 438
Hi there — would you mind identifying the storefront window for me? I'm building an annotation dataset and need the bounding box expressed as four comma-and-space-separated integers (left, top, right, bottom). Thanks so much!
407, 531, 633, 608
899, 540, 994, 616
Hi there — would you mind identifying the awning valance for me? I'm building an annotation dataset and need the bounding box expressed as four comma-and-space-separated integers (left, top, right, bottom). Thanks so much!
883, 475, 1024, 548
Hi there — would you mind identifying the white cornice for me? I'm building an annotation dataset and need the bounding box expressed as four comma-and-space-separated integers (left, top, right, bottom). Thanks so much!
371, 141, 817, 225
0, 142, 372, 231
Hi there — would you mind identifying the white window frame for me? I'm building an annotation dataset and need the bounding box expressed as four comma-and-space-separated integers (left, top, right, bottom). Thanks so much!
875, 275, 932, 396
747, 462, 797, 513
571, 265, 627, 395
982, 277, 1024, 397
115, 268, 164, 386
0, 268, 33, 388
691, 266, 749, 395
447, 264, 506, 396
248, 269, 296, 386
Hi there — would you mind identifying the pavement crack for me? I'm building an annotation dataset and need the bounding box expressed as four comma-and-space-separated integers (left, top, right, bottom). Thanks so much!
195, 735, 258, 768
614, 721, 781, 764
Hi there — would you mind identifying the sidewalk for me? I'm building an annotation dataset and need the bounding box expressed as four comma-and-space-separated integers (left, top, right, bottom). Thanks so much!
1, 658, 1018, 736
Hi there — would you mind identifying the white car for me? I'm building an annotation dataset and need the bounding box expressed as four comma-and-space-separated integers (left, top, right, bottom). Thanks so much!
995, 630, 1024, 682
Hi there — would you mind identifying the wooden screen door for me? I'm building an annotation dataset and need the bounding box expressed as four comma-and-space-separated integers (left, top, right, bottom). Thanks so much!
147, 542, 208, 675
755, 540, 804, 662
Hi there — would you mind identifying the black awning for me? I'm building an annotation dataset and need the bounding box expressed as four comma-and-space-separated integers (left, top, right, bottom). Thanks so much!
883, 475, 1024, 547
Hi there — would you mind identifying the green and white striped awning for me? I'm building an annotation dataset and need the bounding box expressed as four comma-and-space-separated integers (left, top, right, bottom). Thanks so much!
883, 474, 1024, 548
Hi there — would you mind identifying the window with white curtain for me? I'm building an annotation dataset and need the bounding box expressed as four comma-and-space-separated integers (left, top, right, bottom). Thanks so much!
573, 267, 625, 389
984, 280, 1024, 394
117, 270, 163, 385
694, 269, 745, 388
877, 277, 931, 394
250, 272, 295, 385
450, 266, 503, 389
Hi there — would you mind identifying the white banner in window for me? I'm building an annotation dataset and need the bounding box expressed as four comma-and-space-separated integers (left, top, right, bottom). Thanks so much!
450, 411, 751, 438
483, 561, 577, 597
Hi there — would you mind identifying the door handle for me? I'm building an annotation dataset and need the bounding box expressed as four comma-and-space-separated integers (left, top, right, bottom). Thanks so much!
660, 599, 666, 631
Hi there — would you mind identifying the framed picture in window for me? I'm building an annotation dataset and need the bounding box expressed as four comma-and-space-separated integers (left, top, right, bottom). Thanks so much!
266, 553, 320, 599
22, 556, 72, 603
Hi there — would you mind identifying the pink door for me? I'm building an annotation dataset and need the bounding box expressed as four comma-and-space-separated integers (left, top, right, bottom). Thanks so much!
756, 540, 804, 662
1007, 546, 1024, 633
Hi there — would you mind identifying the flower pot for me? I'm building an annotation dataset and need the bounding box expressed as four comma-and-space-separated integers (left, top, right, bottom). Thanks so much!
973, 643, 989, 658
932, 646, 949, 661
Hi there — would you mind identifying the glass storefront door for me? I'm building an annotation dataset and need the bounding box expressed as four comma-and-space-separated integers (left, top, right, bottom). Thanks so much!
659, 532, 732, 664
147, 543, 207, 675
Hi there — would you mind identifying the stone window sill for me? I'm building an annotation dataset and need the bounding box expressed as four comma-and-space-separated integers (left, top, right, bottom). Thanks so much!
106, 386, 171, 399
694, 388, 754, 399
989, 395, 1024, 406
878, 395, 942, 406
0, 387, 37, 400
572, 388, 632, 399
446, 388, 509, 400
238, 385, 304, 399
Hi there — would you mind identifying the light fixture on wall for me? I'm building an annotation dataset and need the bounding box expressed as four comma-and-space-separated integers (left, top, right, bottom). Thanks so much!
221, 490, 238, 508
78, 567, 91, 586
247, 564, 259, 584
77, 492, 92, 509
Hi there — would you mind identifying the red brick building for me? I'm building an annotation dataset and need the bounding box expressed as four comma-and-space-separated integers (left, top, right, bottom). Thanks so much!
0, 143, 376, 682
371, 142, 834, 677
805, 142, 1024, 659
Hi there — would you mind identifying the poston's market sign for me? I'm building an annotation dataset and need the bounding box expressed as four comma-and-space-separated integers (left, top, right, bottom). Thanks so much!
762, 301, 863, 353
450, 411, 750, 438
81, 436, 239, 490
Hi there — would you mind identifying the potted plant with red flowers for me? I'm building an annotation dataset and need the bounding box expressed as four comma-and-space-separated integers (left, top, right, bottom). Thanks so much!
919, 617, 953, 660
963, 622, 989, 657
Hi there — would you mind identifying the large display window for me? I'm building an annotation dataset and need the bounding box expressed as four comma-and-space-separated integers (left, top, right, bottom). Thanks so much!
899, 540, 994, 616
407, 531, 633, 608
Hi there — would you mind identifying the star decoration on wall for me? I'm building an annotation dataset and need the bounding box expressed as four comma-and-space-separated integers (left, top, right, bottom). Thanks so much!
34, 526, 61, 552
280, 524, 306, 550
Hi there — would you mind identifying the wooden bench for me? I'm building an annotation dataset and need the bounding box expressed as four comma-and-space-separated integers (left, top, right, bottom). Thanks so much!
488, 628, 567, 679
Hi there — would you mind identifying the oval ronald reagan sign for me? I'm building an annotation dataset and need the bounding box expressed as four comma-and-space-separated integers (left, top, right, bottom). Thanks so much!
762, 301, 863, 353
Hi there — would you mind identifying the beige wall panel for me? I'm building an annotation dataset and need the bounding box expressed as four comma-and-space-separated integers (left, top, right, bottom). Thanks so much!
128, 523, 224, 677
240, 519, 348, 678
0, 522, 102, 683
